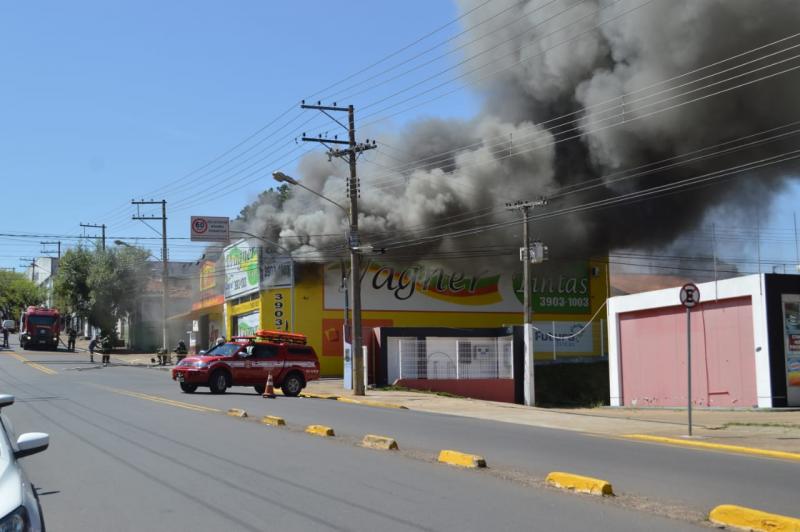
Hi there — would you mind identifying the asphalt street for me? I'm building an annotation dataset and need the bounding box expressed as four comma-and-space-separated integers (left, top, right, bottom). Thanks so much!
0, 343, 789, 530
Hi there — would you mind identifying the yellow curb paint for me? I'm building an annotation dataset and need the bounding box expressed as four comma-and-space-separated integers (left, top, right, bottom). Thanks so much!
362, 434, 399, 451
262, 416, 286, 427
624, 434, 800, 462
337, 397, 408, 410
226, 408, 248, 418
437, 450, 486, 468
545, 472, 614, 496
305, 425, 335, 437
299, 393, 339, 400
709, 504, 800, 531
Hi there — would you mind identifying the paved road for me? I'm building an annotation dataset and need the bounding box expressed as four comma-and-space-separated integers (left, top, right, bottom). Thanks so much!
0, 344, 781, 530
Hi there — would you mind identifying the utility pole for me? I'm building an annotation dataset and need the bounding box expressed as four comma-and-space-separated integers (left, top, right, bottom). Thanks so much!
506, 199, 548, 406
80, 223, 106, 250
20, 258, 37, 283
40, 241, 61, 259
301, 101, 376, 395
132, 199, 169, 353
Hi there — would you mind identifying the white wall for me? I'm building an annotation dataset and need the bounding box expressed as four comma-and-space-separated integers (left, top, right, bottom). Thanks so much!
607, 274, 773, 408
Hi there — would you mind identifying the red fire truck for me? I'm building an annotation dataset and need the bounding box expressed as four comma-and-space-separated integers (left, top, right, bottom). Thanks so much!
171, 330, 320, 396
19, 306, 61, 350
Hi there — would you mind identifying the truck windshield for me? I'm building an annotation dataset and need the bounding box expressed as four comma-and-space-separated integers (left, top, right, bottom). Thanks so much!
205, 343, 240, 356
28, 316, 56, 326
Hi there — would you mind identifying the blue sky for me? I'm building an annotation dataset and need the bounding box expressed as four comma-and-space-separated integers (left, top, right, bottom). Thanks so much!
1, 1, 798, 274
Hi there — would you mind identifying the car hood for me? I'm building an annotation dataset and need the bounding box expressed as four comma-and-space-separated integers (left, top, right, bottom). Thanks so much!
0, 457, 23, 517
180, 355, 226, 364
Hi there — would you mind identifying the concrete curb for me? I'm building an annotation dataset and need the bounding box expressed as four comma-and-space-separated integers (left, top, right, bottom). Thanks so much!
361, 434, 399, 451
305, 425, 335, 437
299, 392, 339, 400
227, 408, 248, 418
337, 397, 408, 410
709, 504, 800, 531
437, 449, 486, 468
545, 472, 614, 496
624, 434, 800, 462
261, 415, 286, 426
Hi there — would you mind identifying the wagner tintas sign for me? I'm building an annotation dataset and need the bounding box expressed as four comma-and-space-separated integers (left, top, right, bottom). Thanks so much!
190, 216, 230, 242
224, 240, 260, 298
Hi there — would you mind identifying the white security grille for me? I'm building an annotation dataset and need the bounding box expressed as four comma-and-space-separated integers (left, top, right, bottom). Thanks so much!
397, 336, 513, 380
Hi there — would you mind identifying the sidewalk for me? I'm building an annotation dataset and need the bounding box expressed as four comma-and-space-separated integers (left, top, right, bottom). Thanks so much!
303, 379, 800, 455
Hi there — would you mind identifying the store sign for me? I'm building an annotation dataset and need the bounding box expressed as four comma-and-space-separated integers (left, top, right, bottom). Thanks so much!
532, 322, 593, 353
781, 294, 800, 405
236, 311, 260, 336
190, 216, 230, 242
224, 240, 261, 298
323, 259, 591, 314
200, 260, 217, 291
262, 258, 294, 288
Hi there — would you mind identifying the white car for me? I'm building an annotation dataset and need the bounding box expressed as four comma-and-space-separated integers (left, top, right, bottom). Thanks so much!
0, 395, 48, 531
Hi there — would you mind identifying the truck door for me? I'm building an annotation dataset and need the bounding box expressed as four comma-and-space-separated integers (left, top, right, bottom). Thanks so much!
253, 344, 284, 383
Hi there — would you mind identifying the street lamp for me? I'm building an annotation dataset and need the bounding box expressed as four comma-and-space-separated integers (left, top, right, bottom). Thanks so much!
272, 170, 366, 396
229, 230, 296, 332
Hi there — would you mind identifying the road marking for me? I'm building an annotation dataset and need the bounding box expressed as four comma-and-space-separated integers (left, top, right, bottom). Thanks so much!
623, 434, 800, 462
4, 352, 57, 375
90, 384, 221, 414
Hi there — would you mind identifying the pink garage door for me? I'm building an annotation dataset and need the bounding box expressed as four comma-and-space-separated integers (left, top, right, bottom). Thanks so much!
619, 296, 756, 408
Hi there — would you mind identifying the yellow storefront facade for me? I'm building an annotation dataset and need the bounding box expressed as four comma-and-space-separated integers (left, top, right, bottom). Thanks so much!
224, 256, 609, 377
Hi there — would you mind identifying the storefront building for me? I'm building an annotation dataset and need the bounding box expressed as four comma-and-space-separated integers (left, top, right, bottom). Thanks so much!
221, 243, 608, 377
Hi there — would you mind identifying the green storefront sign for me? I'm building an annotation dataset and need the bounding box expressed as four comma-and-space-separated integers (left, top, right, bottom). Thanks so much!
512, 262, 590, 314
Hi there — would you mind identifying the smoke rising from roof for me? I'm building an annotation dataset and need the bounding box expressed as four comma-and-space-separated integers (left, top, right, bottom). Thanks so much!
240, 0, 800, 264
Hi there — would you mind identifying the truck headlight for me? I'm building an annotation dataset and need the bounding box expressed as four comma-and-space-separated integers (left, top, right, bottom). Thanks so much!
0, 506, 28, 532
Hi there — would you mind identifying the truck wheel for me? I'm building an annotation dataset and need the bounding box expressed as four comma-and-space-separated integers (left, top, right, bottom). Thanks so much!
281, 373, 304, 397
253, 384, 266, 395
180, 383, 197, 393
209, 371, 229, 394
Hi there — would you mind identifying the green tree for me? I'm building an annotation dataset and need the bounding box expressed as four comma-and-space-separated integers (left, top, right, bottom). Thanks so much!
54, 244, 151, 340
0, 271, 45, 321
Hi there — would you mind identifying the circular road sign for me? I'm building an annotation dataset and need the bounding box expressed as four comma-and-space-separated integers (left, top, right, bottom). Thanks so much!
680, 283, 700, 308
192, 217, 209, 235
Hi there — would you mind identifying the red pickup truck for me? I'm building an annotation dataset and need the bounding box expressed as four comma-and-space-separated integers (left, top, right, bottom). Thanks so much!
171, 330, 320, 396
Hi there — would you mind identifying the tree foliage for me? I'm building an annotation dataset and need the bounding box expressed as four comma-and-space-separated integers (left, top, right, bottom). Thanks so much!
54, 244, 151, 337
0, 271, 45, 321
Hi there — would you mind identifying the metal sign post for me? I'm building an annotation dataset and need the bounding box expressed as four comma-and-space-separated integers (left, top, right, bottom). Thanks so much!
679, 283, 700, 436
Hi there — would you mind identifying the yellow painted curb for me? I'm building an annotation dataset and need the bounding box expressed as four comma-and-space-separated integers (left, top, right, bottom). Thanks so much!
362, 434, 399, 450
709, 504, 800, 531
299, 392, 339, 400
261, 416, 286, 427
437, 449, 486, 468
227, 408, 248, 418
545, 471, 614, 496
337, 397, 408, 410
624, 434, 800, 462
305, 425, 335, 437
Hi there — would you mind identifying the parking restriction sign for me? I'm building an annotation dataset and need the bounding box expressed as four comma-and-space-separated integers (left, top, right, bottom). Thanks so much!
680, 283, 700, 308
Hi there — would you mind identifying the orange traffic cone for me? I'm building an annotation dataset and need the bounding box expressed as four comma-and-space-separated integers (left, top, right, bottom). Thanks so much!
263, 372, 276, 398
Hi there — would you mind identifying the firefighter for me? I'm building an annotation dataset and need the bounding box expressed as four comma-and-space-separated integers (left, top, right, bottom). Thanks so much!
88, 336, 98, 363
101, 335, 112, 366
67, 327, 77, 352
174, 340, 188, 354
